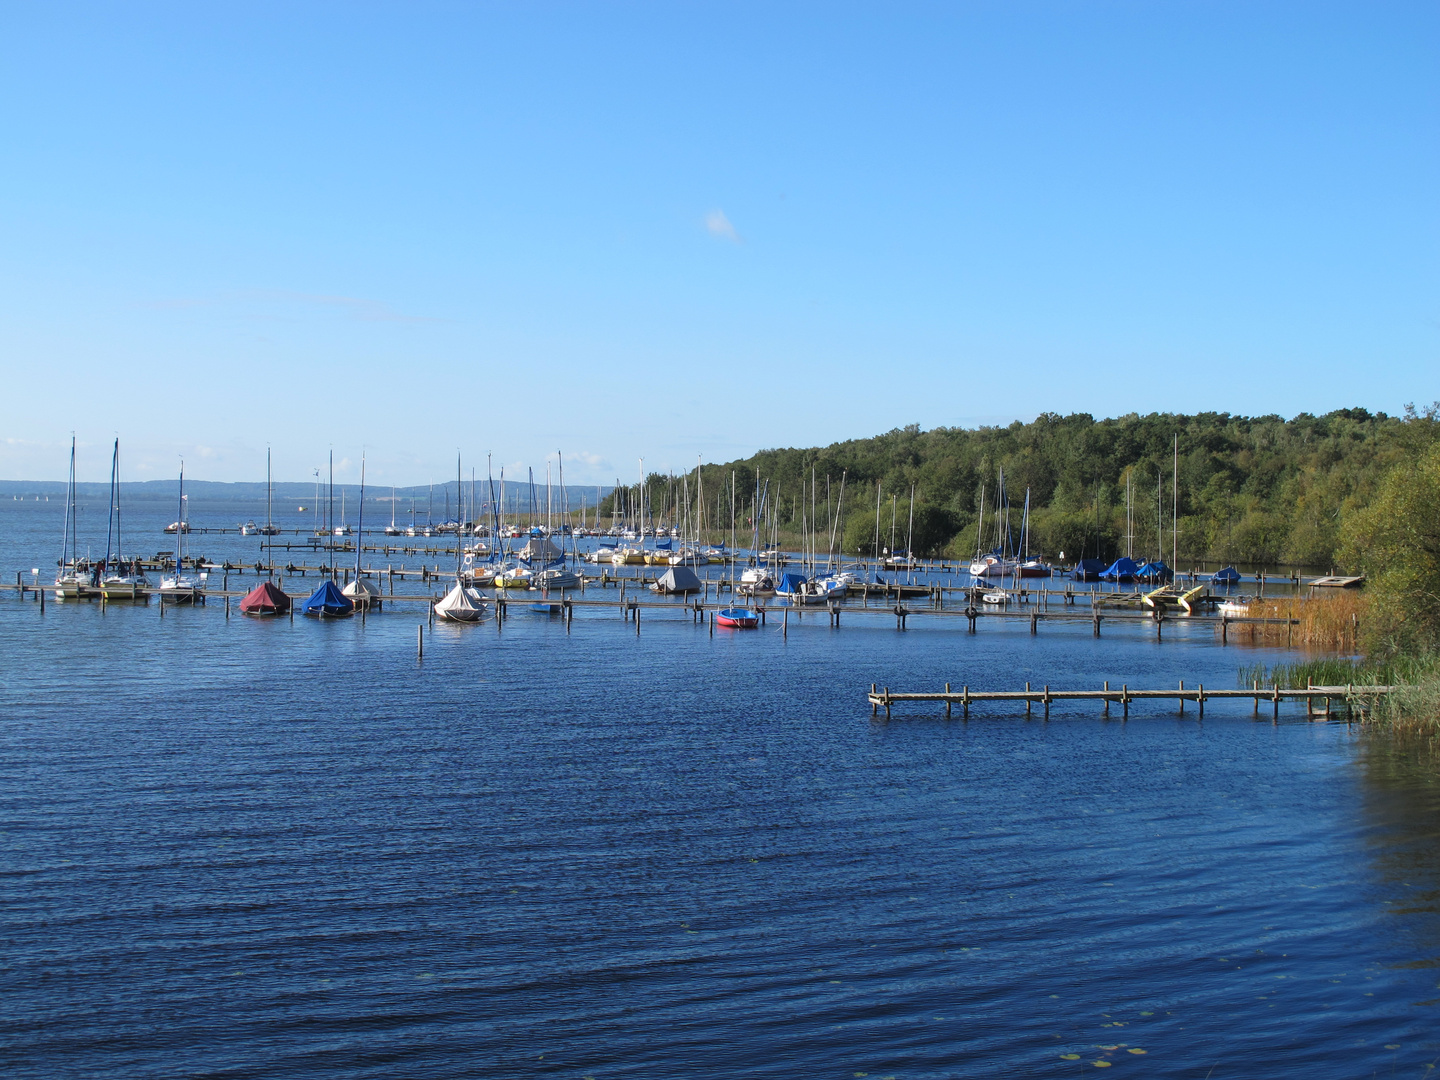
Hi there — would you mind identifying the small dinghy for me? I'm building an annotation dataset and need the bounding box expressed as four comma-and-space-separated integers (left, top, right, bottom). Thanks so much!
714, 607, 758, 628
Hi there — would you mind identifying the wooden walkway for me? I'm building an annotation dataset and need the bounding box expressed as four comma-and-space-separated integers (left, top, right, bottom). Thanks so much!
867, 682, 1396, 719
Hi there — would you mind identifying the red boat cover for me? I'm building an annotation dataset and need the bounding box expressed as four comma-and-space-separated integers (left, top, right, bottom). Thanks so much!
240, 580, 291, 614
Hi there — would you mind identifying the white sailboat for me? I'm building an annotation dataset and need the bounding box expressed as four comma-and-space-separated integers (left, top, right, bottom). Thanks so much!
435, 452, 487, 622
342, 455, 380, 610
54, 436, 87, 598
160, 461, 206, 603
99, 439, 149, 599
384, 486, 403, 536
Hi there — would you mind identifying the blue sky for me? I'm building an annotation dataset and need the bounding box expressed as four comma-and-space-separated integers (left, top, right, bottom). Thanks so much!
1, 2, 1435, 483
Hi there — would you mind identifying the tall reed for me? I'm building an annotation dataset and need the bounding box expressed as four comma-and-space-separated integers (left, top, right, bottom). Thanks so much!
1223, 592, 1365, 650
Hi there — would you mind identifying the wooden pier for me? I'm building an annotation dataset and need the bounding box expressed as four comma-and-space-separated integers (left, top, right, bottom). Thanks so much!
866, 682, 1396, 720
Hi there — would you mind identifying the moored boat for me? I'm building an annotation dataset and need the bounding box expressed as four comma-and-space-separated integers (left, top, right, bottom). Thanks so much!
240, 580, 291, 616
302, 579, 354, 617
714, 607, 758, 628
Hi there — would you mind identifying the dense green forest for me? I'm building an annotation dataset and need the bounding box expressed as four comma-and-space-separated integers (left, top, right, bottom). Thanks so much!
601, 406, 1436, 569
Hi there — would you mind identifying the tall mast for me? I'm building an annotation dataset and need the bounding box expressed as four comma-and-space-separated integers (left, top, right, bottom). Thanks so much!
354, 453, 365, 579
266, 449, 273, 571
175, 460, 185, 570
1173, 435, 1179, 569
59, 435, 75, 574
104, 439, 117, 570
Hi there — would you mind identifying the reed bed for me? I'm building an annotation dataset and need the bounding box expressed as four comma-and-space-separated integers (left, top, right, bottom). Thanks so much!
1224, 592, 1366, 650
1238, 651, 1440, 738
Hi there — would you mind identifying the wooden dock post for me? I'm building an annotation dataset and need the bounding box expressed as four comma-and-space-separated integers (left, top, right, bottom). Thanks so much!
962, 684, 970, 718
417, 624, 423, 659
225, 595, 230, 619
884, 687, 891, 719
1043, 685, 1050, 719
783, 607, 788, 639
1093, 610, 1101, 637
871, 684, 878, 716
945, 683, 952, 718
39, 586, 44, 613
1198, 683, 1204, 718
1122, 684, 1129, 719
1103, 680, 1110, 715
1221, 615, 1228, 644
1025, 682, 1031, 717
1273, 684, 1280, 721
1030, 612, 1038, 635
635, 603, 640, 636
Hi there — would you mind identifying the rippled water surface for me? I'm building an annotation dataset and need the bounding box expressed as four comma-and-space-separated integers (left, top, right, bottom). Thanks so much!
2, 497, 1437, 1078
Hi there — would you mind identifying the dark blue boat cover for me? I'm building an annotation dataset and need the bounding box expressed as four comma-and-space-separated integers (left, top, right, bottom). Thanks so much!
1073, 558, 1108, 579
1135, 561, 1173, 581
1101, 557, 1140, 580
1212, 565, 1242, 584
775, 571, 808, 593
303, 580, 354, 615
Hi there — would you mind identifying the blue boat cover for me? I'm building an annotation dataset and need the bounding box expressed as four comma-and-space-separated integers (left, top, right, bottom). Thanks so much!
1135, 561, 1173, 581
302, 579, 354, 615
1101, 557, 1141, 580
775, 571, 808, 593
1212, 565, 1242, 584
1073, 558, 1108, 579
653, 538, 672, 549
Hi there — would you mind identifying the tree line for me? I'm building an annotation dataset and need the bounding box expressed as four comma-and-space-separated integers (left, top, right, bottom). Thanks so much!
600, 406, 1433, 570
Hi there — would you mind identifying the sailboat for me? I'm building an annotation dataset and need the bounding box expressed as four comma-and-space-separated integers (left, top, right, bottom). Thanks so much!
98, 439, 149, 599
435, 452, 488, 622
54, 436, 87, 598
384, 486, 403, 536
342, 455, 380, 610
969, 469, 1019, 579
535, 453, 580, 590
159, 461, 206, 603
334, 487, 352, 536
1015, 489, 1053, 577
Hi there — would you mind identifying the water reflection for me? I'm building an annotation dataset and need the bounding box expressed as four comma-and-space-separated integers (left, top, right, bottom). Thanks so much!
1358, 734, 1440, 966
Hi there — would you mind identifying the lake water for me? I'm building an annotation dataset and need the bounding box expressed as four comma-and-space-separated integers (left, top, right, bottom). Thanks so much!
1, 494, 1437, 1078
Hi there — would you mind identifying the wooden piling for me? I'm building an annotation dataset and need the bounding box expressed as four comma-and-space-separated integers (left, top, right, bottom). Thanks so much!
418, 624, 424, 659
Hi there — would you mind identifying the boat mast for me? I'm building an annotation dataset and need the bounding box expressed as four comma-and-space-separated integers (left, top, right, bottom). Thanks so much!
59, 435, 75, 576
175, 460, 185, 572
905, 484, 915, 582
1173, 435, 1179, 569
103, 439, 117, 572
873, 481, 882, 568
354, 453, 365, 582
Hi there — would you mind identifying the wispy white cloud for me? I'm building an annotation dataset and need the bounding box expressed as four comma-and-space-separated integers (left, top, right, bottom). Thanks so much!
704, 209, 741, 244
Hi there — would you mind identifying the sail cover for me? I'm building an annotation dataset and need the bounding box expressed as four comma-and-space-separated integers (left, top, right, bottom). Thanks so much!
1100, 557, 1140, 581
517, 537, 563, 563
302, 580, 354, 615
652, 566, 702, 594
239, 580, 291, 615
435, 580, 486, 621
775, 571, 808, 594
342, 577, 380, 600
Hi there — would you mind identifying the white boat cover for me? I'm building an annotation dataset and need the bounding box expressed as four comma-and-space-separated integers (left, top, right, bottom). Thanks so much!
435, 580, 486, 621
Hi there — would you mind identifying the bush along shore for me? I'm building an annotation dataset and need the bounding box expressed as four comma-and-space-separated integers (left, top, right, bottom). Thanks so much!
1238, 409, 1440, 738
